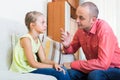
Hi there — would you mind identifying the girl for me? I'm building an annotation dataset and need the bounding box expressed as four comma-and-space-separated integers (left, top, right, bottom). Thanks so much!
10, 11, 70, 80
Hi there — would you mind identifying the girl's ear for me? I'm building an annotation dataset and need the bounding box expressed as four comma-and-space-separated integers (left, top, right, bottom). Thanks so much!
30, 22, 35, 29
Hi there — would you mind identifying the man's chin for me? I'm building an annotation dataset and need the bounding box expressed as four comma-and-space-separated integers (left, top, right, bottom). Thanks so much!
78, 26, 84, 29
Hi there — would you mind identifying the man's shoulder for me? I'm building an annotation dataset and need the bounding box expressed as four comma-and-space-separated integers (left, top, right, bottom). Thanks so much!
97, 19, 109, 26
97, 19, 111, 30
96, 19, 113, 36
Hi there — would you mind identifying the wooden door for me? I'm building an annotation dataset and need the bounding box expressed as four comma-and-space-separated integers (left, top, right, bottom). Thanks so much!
47, 1, 70, 42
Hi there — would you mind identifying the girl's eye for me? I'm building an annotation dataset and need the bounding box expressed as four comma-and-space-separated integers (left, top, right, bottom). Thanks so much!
42, 21, 45, 24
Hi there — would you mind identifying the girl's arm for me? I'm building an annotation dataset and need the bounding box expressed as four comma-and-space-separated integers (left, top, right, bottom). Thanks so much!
37, 44, 55, 65
38, 42, 65, 73
20, 37, 53, 68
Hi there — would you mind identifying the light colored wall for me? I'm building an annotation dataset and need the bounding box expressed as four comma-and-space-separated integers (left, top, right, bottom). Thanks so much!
116, 0, 120, 47
0, 0, 49, 70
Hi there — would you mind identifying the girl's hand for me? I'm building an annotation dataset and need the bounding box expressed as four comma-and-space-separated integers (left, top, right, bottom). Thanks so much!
53, 63, 66, 74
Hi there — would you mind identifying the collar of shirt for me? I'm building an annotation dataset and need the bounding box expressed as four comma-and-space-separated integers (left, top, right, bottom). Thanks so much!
89, 19, 99, 34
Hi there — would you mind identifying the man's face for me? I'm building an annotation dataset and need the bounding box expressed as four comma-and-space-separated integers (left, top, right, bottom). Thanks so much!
76, 6, 93, 31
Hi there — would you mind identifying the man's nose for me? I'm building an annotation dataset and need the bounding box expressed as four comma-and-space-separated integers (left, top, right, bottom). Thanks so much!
76, 17, 80, 22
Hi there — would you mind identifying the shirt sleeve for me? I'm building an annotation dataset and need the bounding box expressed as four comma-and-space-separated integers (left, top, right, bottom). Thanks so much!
71, 24, 117, 73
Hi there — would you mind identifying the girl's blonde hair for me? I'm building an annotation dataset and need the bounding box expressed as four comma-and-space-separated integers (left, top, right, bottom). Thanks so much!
25, 11, 43, 30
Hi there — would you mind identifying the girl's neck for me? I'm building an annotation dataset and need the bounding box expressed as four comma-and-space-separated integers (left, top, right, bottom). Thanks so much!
29, 32, 39, 43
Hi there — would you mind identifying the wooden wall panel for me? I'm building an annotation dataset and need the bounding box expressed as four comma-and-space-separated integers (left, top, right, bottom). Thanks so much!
47, 1, 65, 42
47, 3, 54, 40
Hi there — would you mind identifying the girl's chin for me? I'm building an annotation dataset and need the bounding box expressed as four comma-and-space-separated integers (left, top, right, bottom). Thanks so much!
39, 32, 44, 34
39, 31, 46, 34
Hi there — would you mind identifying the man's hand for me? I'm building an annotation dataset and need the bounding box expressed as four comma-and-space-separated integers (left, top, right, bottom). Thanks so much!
63, 62, 71, 69
60, 28, 71, 48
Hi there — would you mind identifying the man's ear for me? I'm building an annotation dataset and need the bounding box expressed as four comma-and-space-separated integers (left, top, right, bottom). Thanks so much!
92, 17, 97, 22
90, 17, 97, 25
91, 17, 97, 24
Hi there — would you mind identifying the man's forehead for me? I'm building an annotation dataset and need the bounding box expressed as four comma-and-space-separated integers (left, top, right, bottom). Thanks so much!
76, 6, 89, 15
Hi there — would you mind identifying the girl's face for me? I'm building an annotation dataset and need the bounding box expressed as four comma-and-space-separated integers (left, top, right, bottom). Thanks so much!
34, 15, 47, 34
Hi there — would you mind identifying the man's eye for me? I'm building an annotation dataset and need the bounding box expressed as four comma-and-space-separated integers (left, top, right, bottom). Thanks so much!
79, 16, 85, 20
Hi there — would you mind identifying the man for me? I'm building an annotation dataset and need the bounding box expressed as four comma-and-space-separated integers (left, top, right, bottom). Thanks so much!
61, 1, 120, 80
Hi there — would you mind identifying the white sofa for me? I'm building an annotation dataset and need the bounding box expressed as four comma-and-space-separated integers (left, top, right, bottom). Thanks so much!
0, 32, 74, 80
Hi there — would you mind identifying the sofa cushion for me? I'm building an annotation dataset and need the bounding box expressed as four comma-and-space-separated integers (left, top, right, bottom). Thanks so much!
41, 36, 61, 64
